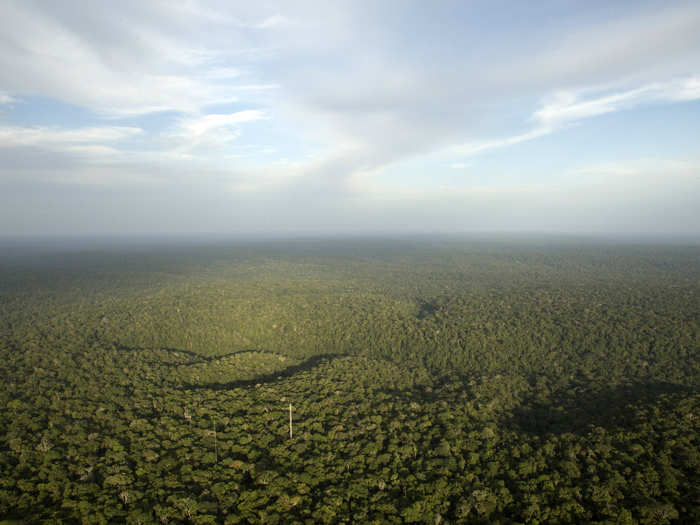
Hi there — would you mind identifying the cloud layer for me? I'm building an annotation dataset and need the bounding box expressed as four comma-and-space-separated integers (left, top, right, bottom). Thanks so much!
0, 1, 699, 236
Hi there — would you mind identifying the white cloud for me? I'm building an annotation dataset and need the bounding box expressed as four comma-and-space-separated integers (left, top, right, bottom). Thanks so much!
455, 127, 552, 157
0, 92, 17, 104
0, 1, 274, 117
499, 3, 700, 92
535, 77, 700, 126
179, 110, 268, 138
454, 77, 700, 157
0, 125, 144, 172
252, 2, 700, 210
166, 110, 269, 156
667, 77, 700, 102
63, 144, 121, 156
201, 67, 242, 80
0, 125, 142, 147
256, 15, 293, 29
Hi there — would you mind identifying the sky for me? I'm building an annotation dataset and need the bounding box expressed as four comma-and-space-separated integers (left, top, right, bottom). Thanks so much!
0, 0, 699, 237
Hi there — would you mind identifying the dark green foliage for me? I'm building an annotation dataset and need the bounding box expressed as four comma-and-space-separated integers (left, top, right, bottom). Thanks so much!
0, 238, 698, 523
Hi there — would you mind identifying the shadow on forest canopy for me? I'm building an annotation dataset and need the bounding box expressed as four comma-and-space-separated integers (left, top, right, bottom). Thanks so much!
504, 380, 694, 436
177, 352, 348, 390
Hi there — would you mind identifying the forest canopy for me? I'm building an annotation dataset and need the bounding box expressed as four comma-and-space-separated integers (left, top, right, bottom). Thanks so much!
0, 236, 698, 523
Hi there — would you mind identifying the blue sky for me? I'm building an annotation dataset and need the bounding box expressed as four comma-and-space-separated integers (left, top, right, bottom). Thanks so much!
0, 0, 699, 236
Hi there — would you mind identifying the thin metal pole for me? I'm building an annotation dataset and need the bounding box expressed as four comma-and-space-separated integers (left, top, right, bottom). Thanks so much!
289, 403, 293, 439
213, 420, 218, 462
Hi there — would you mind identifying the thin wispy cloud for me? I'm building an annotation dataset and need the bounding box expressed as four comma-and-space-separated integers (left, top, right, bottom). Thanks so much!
0, 125, 142, 147
536, 78, 700, 125
456, 77, 700, 157
179, 111, 268, 138
256, 14, 294, 30
163, 110, 270, 156
454, 128, 552, 157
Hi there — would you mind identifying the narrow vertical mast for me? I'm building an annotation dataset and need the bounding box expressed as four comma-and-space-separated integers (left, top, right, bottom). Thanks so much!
289, 402, 293, 439
213, 420, 218, 463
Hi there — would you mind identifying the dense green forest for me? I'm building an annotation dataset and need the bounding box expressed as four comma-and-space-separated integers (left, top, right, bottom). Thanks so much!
0, 237, 698, 524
